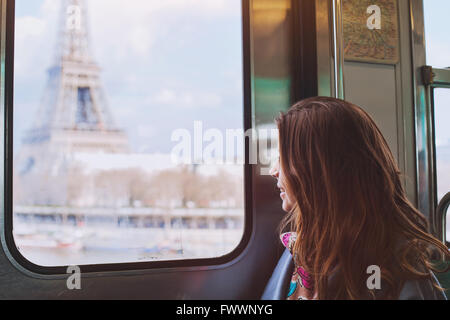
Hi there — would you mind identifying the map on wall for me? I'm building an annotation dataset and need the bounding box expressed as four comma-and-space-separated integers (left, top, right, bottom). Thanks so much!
343, 0, 399, 64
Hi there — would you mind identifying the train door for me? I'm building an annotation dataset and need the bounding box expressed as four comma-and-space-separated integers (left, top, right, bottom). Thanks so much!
421, 0, 450, 292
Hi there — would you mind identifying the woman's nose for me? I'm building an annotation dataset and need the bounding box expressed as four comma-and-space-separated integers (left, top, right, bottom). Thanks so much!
269, 162, 279, 179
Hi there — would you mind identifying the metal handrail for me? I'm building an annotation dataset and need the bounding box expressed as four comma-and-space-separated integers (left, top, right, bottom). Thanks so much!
332, 0, 345, 99
422, 66, 450, 88
436, 192, 450, 246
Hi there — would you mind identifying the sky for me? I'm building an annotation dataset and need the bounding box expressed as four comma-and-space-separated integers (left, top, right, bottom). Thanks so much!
423, 0, 450, 148
14, 0, 244, 154
13, 0, 450, 154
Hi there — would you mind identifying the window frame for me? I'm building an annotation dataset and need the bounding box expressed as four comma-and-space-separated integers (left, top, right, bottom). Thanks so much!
0, 0, 254, 275
422, 67, 450, 246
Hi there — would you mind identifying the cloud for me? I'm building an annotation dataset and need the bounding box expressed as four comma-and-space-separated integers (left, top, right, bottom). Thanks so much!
41, 0, 59, 16
14, 16, 48, 76
14, 0, 243, 154
152, 89, 223, 109
16, 0, 239, 69
14, 0, 59, 78
88, 0, 236, 19
15, 16, 46, 37
137, 125, 156, 139
86, 0, 239, 59
129, 26, 156, 56
426, 40, 450, 68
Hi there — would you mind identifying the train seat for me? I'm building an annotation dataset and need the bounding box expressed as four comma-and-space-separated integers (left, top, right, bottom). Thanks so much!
261, 249, 293, 300
261, 249, 448, 300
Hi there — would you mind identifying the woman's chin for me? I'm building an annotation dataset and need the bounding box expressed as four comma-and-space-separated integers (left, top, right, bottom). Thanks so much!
281, 201, 293, 213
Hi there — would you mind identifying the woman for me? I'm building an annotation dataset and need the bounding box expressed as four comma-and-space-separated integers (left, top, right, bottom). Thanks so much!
270, 97, 449, 300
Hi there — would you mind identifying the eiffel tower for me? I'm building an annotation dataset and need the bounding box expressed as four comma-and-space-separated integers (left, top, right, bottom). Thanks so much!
15, 0, 129, 205
24, 0, 128, 152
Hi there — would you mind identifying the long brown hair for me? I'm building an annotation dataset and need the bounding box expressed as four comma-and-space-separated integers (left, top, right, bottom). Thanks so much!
276, 97, 449, 300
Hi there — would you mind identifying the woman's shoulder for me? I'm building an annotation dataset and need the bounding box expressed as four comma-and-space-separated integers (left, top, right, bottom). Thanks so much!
399, 273, 447, 300
280, 232, 297, 254
394, 239, 448, 300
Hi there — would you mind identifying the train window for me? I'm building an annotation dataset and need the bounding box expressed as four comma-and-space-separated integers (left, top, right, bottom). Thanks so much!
424, 0, 449, 69
433, 89, 450, 202
12, 0, 246, 268
424, 0, 450, 240
433, 89, 450, 240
